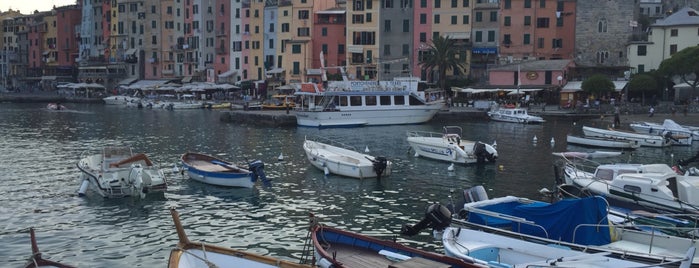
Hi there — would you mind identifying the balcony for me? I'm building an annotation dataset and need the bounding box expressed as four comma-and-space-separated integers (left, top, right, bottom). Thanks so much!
217, 29, 227, 37
316, 18, 346, 25
216, 47, 228, 55
148, 57, 158, 63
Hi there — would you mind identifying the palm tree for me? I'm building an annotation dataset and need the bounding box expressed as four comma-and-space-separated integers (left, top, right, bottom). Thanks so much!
419, 36, 467, 93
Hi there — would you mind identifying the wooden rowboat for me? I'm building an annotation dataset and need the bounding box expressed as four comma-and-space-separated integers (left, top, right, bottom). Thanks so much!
168, 208, 313, 268
24, 228, 76, 268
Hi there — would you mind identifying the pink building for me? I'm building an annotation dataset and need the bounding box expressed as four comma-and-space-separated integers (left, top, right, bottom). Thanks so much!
55, 5, 82, 68
214, 0, 231, 77
412, 2, 432, 79
488, 59, 574, 104
499, 0, 576, 61
312, 7, 346, 78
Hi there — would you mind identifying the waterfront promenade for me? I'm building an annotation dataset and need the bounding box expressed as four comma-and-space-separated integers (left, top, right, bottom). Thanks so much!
2, 91, 697, 127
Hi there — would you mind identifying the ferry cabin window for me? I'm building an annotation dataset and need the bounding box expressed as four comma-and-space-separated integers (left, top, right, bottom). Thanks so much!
339, 96, 349, 106
366, 95, 377, 106
408, 95, 424, 105
380, 95, 392, 105
394, 95, 405, 105
350, 96, 362, 106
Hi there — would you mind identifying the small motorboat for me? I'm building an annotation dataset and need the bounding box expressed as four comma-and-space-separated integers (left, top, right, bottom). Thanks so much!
303, 136, 391, 179
582, 126, 672, 147
46, 103, 67, 110
563, 161, 699, 215
566, 134, 640, 149
487, 106, 545, 124
417, 186, 698, 266
552, 150, 624, 159
180, 152, 268, 188
168, 208, 313, 268
629, 120, 693, 145
407, 126, 497, 164
308, 214, 482, 268
24, 228, 76, 268
76, 146, 167, 198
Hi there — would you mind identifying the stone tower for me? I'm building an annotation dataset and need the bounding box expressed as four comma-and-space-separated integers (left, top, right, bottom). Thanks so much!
575, 0, 640, 74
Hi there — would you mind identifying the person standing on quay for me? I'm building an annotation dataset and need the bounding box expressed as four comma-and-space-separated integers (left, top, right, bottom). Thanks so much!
613, 106, 621, 127
649, 106, 655, 117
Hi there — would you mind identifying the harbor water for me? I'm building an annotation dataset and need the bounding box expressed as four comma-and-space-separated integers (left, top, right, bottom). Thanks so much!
2, 103, 696, 267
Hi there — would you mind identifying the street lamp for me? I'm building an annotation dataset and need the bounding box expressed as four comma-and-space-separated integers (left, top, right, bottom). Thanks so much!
557, 75, 563, 110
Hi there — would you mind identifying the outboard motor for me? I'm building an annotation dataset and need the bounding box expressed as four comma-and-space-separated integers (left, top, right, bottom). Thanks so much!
248, 159, 271, 187
370, 156, 389, 180
400, 203, 452, 236
473, 142, 497, 164
664, 131, 678, 144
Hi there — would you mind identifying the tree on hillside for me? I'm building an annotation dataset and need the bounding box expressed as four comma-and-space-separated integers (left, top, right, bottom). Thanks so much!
419, 36, 467, 95
581, 74, 615, 99
657, 45, 699, 102
627, 73, 658, 105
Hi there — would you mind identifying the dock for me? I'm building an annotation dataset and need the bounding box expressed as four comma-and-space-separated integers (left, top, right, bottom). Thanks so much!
218, 105, 605, 127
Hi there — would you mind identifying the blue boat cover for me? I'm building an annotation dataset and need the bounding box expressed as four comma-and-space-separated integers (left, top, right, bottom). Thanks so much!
468, 197, 611, 246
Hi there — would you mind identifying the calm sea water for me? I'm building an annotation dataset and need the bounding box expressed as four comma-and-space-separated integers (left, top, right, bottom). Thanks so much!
2, 103, 696, 267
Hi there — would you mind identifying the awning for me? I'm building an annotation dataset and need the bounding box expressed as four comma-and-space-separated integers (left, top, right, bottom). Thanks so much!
452, 87, 502, 94
507, 88, 542, 95
128, 79, 171, 90
267, 68, 285, 74
306, 69, 322, 75
218, 70, 237, 78
561, 81, 582, 93
561, 81, 627, 93
125, 48, 137, 55
41, 76, 57, 80
446, 32, 470, 40
118, 77, 138, 85
181, 76, 193, 83
348, 46, 363, 54
42, 51, 50, 56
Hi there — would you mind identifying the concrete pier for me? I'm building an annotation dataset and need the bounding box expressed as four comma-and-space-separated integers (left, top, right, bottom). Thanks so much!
219, 109, 296, 127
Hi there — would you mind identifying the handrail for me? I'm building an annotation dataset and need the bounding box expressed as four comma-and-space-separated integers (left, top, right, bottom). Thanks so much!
463, 206, 550, 239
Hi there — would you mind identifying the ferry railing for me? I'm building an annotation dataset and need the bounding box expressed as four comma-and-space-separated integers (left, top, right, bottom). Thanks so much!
406, 130, 447, 139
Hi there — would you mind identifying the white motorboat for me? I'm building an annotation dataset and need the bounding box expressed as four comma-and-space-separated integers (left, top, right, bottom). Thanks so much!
563, 161, 699, 215
631, 119, 698, 142
582, 126, 672, 147
442, 226, 667, 268
566, 134, 640, 149
303, 136, 391, 179
407, 126, 497, 164
552, 150, 624, 159
487, 106, 545, 124
103, 95, 142, 106
294, 74, 443, 127
409, 187, 699, 266
76, 146, 167, 198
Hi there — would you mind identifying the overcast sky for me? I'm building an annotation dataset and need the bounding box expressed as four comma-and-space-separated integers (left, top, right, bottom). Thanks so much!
1, 0, 77, 14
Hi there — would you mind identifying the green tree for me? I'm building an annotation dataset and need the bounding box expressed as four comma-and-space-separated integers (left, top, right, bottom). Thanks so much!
627, 73, 658, 105
657, 45, 699, 102
581, 74, 615, 99
419, 36, 467, 94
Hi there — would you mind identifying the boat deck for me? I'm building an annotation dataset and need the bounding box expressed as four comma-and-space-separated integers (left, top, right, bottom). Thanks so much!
324, 244, 394, 268
188, 160, 237, 172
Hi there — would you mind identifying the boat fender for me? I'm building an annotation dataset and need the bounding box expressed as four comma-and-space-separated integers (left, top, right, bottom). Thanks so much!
316, 258, 334, 268
78, 179, 89, 196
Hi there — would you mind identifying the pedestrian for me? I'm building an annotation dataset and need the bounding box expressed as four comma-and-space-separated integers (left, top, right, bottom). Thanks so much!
685, 104, 689, 116
671, 106, 676, 116
613, 106, 621, 127
649, 106, 655, 117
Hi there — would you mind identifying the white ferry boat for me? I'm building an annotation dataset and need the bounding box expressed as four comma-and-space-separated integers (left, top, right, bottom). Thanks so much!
294, 77, 443, 127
